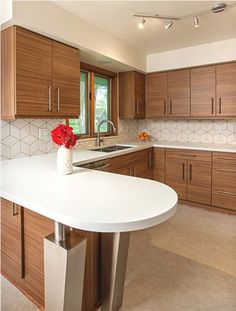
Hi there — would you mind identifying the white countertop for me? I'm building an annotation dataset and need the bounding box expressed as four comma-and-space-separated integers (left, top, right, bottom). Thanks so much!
152, 141, 236, 153
1, 150, 177, 233
1, 140, 235, 232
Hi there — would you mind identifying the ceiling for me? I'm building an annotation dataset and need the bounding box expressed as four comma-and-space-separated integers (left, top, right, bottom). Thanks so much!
55, 1, 236, 55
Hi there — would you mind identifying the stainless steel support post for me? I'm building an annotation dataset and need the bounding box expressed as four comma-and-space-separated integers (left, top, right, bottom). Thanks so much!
44, 222, 86, 311
101, 232, 130, 311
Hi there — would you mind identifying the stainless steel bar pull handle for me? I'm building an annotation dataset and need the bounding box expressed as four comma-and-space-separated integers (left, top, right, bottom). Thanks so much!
48, 86, 52, 111
169, 100, 172, 115
211, 98, 214, 115
219, 97, 222, 114
57, 87, 60, 111
182, 163, 185, 180
189, 164, 192, 181
12, 203, 18, 216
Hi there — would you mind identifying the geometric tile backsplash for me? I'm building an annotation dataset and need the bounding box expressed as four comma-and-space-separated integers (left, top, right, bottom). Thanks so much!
1, 118, 235, 161
139, 119, 236, 145
0, 119, 139, 160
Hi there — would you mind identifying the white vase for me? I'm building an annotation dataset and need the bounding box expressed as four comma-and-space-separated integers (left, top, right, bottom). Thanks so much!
57, 146, 73, 175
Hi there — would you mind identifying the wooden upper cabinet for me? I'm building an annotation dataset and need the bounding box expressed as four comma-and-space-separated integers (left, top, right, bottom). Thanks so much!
15, 27, 53, 117
146, 72, 167, 118
167, 69, 190, 117
216, 62, 236, 116
119, 71, 145, 119
1, 26, 80, 119
52, 41, 80, 118
191, 65, 216, 117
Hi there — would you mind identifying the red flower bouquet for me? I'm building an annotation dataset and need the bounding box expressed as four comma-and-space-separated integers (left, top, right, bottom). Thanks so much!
51, 124, 77, 149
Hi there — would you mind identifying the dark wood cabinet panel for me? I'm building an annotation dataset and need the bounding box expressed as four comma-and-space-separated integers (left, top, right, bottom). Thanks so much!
187, 160, 212, 205
1, 199, 24, 281
133, 149, 153, 179
52, 41, 80, 117
153, 148, 166, 182
165, 158, 187, 200
168, 69, 190, 117
216, 62, 236, 116
146, 72, 167, 118
1, 26, 80, 119
212, 152, 236, 210
191, 65, 216, 117
119, 71, 145, 119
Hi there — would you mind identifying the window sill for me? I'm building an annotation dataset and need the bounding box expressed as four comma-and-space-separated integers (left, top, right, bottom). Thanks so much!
78, 135, 119, 142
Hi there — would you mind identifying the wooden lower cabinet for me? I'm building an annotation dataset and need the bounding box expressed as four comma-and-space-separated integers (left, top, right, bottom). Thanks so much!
1, 200, 100, 311
1, 199, 24, 282
212, 152, 236, 211
166, 158, 187, 200
165, 149, 212, 204
153, 148, 165, 182
109, 148, 153, 179
187, 160, 212, 205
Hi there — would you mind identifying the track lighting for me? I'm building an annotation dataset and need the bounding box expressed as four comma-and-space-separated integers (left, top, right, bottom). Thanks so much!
138, 18, 146, 29
133, 2, 236, 30
165, 20, 173, 29
194, 16, 199, 28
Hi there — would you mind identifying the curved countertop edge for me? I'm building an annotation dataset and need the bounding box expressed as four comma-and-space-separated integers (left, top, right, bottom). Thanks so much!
1, 189, 178, 233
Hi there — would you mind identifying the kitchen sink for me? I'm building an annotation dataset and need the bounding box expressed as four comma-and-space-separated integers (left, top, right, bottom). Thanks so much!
90, 145, 133, 153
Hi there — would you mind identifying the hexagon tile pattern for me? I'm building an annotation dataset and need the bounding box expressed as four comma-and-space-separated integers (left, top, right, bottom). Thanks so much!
0, 119, 139, 160
139, 120, 236, 145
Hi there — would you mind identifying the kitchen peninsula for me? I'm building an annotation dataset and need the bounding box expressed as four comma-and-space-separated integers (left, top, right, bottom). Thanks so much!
1, 144, 178, 311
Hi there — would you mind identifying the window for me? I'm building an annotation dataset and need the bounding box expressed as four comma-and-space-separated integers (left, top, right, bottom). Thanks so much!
69, 65, 117, 138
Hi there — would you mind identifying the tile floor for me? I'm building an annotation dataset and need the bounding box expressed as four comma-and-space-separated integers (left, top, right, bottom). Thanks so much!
1, 204, 236, 310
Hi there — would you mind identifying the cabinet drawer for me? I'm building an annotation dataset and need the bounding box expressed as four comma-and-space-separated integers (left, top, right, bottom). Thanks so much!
212, 191, 236, 211
213, 152, 236, 163
166, 148, 211, 162
212, 163, 236, 194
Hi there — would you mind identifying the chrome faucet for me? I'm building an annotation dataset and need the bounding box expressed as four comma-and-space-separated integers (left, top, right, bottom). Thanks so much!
96, 120, 116, 147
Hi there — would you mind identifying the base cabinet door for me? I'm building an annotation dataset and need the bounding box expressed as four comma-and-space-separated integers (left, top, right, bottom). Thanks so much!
212, 152, 236, 211
133, 149, 153, 179
187, 161, 212, 204
1, 198, 24, 282
153, 148, 165, 182
165, 158, 187, 199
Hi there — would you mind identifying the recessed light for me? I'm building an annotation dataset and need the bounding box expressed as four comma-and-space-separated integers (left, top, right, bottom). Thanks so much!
165, 20, 173, 29
138, 18, 146, 29
194, 16, 199, 28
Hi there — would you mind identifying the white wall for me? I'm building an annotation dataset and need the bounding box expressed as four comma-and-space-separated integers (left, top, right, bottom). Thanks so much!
2, 1, 145, 72
0, 0, 12, 24
147, 38, 236, 72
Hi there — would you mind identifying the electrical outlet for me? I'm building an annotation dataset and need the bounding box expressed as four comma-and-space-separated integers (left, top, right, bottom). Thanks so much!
39, 128, 49, 141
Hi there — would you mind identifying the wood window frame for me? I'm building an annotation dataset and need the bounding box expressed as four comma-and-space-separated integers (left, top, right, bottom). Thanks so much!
67, 62, 118, 140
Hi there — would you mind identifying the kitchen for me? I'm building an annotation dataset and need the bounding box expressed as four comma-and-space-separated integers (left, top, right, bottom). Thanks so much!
1, 1, 236, 311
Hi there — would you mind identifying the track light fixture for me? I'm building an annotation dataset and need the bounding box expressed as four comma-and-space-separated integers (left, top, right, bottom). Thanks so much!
133, 2, 235, 30
138, 18, 146, 29
165, 20, 173, 29
194, 16, 199, 28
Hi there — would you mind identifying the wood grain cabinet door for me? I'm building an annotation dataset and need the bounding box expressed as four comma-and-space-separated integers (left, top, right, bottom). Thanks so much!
52, 41, 80, 118
191, 66, 216, 117
187, 161, 212, 205
134, 72, 145, 118
15, 27, 53, 117
168, 69, 190, 117
146, 72, 167, 118
216, 62, 236, 116
153, 148, 166, 182
165, 158, 187, 199
212, 152, 236, 211
1, 198, 24, 282
133, 149, 153, 179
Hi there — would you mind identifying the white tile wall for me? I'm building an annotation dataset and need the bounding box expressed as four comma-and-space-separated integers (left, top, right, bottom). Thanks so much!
139, 119, 236, 144
1, 118, 235, 160
0, 119, 139, 160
